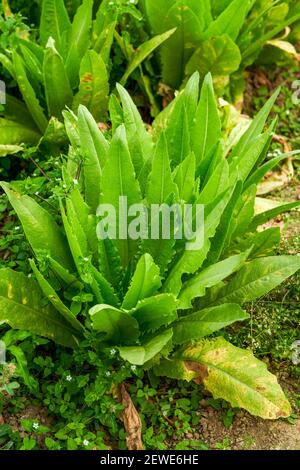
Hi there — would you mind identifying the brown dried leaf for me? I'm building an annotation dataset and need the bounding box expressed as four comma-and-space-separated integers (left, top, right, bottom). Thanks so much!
119, 384, 143, 451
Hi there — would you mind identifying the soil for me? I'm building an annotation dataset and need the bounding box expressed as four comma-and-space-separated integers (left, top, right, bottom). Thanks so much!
189, 406, 300, 450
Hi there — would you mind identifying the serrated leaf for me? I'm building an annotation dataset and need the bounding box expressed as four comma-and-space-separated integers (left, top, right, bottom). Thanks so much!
163, 188, 232, 296
198, 159, 229, 204
122, 254, 161, 310
29, 259, 84, 333
0, 269, 78, 348
1, 183, 74, 271
78, 105, 109, 212
229, 228, 281, 260
131, 294, 178, 332
117, 84, 153, 182
147, 131, 178, 205
173, 152, 195, 202
163, 73, 199, 168
229, 132, 270, 184
180, 337, 291, 419
231, 89, 280, 161
119, 329, 173, 366
173, 304, 249, 344
192, 72, 221, 175
89, 304, 139, 344
100, 125, 142, 267
179, 251, 250, 309
12, 51, 48, 133
200, 256, 300, 308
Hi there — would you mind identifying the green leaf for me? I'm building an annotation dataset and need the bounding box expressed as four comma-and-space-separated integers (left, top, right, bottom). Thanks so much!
29, 259, 84, 333
8, 345, 39, 392
93, 0, 117, 60
143, 0, 176, 37
147, 131, 178, 204
173, 304, 249, 344
20, 44, 44, 86
163, 188, 232, 296
117, 84, 153, 182
63, 109, 80, 149
229, 133, 270, 184
131, 294, 178, 332
40, 0, 71, 53
230, 184, 257, 240
0, 269, 79, 348
192, 73, 221, 173
207, 182, 243, 264
0, 144, 23, 157
120, 28, 176, 86
12, 51, 48, 133
109, 94, 124, 133
65, 0, 93, 87
1, 94, 38, 129
163, 73, 199, 168
179, 337, 291, 419
122, 254, 161, 310
245, 153, 300, 191
198, 159, 229, 204
100, 125, 142, 267
185, 34, 241, 83
249, 201, 300, 231
73, 51, 109, 121
78, 105, 109, 212
204, 0, 255, 41
231, 89, 280, 161
119, 329, 173, 366
0, 118, 40, 149
1, 183, 74, 271
43, 38, 73, 119
230, 228, 281, 260
90, 266, 119, 308
179, 251, 250, 309
98, 237, 123, 290
200, 256, 300, 308
89, 304, 139, 344
173, 152, 195, 202
242, 12, 300, 61
48, 257, 82, 290
0, 52, 16, 80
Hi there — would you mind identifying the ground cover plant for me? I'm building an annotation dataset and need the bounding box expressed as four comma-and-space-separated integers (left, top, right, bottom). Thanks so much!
1, 74, 300, 445
0, 0, 300, 453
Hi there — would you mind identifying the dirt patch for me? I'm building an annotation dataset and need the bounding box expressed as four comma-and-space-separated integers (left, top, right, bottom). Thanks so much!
190, 404, 300, 450
1, 404, 52, 447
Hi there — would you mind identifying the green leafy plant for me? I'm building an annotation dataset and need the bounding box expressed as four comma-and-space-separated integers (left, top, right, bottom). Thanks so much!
0, 0, 174, 155
1, 72, 300, 421
140, 0, 300, 102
